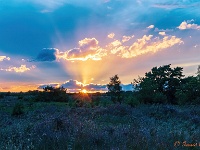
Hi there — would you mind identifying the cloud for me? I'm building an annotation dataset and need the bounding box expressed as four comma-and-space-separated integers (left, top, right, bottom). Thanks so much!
56, 38, 107, 61
122, 35, 134, 43
17, 0, 67, 10
113, 35, 183, 58
43, 79, 107, 92
61, 80, 83, 89
107, 33, 115, 39
30, 48, 58, 62
84, 83, 107, 91
0, 65, 36, 73
38, 79, 132, 92
106, 40, 122, 54
38, 83, 60, 89
0, 56, 10, 61
36, 48, 58, 61
152, 2, 200, 10
152, 4, 186, 9
154, 28, 173, 32
147, 25, 154, 29
159, 32, 166, 36
177, 20, 200, 30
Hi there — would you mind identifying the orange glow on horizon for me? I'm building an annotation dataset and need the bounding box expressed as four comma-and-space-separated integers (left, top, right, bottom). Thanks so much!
81, 89, 87, 93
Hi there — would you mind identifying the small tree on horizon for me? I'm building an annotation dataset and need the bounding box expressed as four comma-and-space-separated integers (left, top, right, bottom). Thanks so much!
107, 74, 122, 103
197, 65, 200, 80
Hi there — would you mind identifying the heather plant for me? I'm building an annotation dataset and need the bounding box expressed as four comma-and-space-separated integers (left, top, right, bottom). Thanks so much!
1, 94, 200, 150
0, 93, 4, 99
98, 98, 113, 107
11, 102, 24, 116
124, 96, 140, 107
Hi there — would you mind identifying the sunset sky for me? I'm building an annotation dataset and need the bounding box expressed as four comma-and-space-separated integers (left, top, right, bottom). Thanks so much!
0, 0, 200, 92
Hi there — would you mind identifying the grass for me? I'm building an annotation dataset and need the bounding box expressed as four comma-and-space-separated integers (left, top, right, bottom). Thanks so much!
0, 96, 200, 149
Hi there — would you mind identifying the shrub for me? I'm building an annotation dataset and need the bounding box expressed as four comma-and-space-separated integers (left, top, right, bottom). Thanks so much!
12, 102, 24, 116
153, 92, 167, 104
124, 96, 140, 107
175, 90, 188, 105
99, 98, 113, 107
68, 99, 77, 108
0, 93, 4, 99
91, 96, 101, 106
18, 95, 23, 100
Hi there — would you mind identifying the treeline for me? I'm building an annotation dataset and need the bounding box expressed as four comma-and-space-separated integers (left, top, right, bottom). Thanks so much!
0, 64, 199, 106
107, 64, 200, 105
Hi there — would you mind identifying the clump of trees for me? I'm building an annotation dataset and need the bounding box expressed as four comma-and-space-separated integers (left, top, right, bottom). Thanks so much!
35, 86, 68, 102
133, 64, 200, 105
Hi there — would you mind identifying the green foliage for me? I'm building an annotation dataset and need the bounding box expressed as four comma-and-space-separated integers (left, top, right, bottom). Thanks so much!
68, 99, 77, 108
176, 76, 200, 105
153, 92, 167, 104
99, 98, 114, 107
12, 102, 24, 116
107, 75, 122, 103
124, 96, 140, 107
133, 64, 184, 104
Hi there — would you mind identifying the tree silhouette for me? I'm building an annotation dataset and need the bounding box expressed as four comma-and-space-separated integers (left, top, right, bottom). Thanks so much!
133, 64, 184, 104
107, 75, 122, 103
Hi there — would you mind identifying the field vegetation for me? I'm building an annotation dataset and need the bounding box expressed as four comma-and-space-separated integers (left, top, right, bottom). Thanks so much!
0, 64, 200, 149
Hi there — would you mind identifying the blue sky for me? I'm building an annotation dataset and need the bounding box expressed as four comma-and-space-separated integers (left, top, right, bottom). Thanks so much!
0, 0, 200, 92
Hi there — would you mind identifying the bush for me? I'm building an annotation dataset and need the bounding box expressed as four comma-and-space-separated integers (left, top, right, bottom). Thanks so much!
68, 99, 77, 108
124, 96, 140, 107
0, 93, 4, 99
12, 102, 24, 116
18, 95, 23, 100
99, 98, 113, 107
153, 92, 167, 104
175, 90, 188, 105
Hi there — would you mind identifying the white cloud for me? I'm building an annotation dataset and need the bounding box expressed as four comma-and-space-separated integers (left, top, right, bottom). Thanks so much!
122, 35, 134, 43
106, 40, 122, 54
56, 38, 107, 61
107, 35, 183, 58
107, 33, 115, 39
0, 56, 10, 61
1, 65, 36, 73
177, 20, 200, 30
56, 33, 183, 61
26, 0, 67, 10
147, 25, 154, 29
159, 32, 166, 36
154, 28, 173, 32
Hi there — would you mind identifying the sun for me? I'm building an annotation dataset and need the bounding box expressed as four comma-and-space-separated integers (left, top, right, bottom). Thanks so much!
82, 89, 87, 93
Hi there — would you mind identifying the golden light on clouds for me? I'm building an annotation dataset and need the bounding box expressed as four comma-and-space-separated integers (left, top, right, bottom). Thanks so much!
0, 56, 10, 61
0, 65, 36, 73
55, 33, 184, 86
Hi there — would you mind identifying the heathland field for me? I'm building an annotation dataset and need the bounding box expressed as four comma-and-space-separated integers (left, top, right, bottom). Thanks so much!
0, 94, 200, 150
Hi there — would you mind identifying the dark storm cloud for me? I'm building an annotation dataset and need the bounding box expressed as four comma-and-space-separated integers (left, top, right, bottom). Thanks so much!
32, 48, 57, 62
